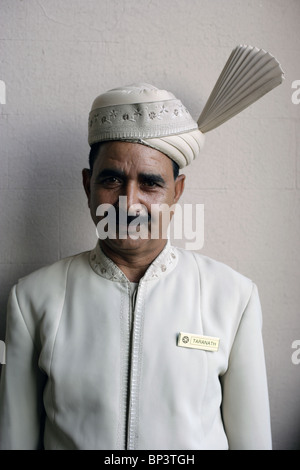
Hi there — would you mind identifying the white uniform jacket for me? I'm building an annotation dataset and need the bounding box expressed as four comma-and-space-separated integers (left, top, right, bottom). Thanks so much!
0, 242, 272, 450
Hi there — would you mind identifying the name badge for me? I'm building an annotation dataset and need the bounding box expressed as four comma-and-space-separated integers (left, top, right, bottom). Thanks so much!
177, 332, 220, 352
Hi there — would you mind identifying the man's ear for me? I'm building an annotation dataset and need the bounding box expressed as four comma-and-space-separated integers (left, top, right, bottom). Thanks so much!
82, 168, 92, 208
174, 174, 185, 204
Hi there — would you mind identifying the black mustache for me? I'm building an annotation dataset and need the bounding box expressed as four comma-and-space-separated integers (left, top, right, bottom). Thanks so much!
119, 215, 150, 225
104, 208, 151, 225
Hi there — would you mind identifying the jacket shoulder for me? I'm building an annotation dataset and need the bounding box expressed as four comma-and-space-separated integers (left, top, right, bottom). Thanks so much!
8, 252, 92, 352
175, 248, 254, 307
14, 251, 90, 307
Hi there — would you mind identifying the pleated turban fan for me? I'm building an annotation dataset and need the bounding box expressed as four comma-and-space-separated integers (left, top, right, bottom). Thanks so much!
88, 45, 284, 168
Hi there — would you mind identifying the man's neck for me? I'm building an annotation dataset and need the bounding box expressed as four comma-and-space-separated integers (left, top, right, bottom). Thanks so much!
99, 240, 167, 283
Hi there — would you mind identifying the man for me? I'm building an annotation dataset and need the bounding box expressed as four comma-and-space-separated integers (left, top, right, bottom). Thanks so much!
0, 54, 282, 449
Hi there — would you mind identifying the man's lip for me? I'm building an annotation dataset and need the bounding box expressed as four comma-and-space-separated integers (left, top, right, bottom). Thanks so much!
116, 215, 151, 225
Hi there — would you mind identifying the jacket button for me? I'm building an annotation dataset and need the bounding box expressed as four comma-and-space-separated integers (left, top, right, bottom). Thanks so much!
161, 264, 166, 272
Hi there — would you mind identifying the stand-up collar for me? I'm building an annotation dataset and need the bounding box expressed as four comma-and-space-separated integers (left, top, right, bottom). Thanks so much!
89, 240, 178, 282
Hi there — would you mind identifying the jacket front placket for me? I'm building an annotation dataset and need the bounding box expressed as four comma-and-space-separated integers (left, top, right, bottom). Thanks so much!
89, 241, 178, 450
126, 278, 147, 450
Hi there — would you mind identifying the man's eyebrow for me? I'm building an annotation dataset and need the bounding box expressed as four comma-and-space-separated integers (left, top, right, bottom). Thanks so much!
95, 168, 125, 180
95, 169, 166, 185
139, 173, 166, 185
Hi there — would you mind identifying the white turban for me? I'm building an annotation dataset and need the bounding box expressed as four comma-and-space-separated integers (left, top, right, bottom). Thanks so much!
88, 46, 284, 169
88, 83, 205, 169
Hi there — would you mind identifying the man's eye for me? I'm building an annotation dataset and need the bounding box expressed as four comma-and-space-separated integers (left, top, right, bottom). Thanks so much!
100, 177, 120, 185
106, 177, 118, 183
141, 179, 158, 188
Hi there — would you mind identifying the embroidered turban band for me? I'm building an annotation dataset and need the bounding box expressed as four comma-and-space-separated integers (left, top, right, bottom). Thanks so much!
88, 45, 284, 168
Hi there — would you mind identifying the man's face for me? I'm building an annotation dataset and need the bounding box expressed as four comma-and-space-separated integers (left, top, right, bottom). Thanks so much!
82, 141, 185, 256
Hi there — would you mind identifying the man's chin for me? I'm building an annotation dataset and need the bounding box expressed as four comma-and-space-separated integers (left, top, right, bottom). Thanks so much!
101, 234, 149, 251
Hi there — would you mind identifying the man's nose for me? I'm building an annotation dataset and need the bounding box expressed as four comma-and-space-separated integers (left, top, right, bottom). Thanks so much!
125, 181, 140, 208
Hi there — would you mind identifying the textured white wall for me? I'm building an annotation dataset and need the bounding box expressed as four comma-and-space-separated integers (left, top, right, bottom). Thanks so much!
0, 0, 299, 450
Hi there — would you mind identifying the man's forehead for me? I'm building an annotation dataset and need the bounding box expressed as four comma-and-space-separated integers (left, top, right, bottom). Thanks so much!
95, 141, 173, 171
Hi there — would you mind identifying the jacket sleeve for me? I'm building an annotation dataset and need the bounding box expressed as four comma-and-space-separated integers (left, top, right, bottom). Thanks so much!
0, 285, 46, 450
220, 283, 272, 450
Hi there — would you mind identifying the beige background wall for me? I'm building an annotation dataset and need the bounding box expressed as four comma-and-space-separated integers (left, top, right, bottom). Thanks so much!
0, 0, 299, 450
